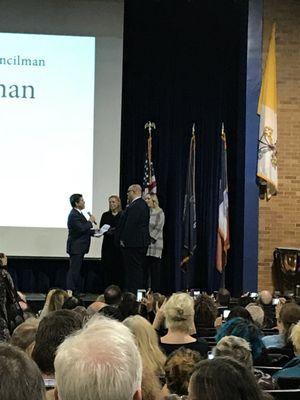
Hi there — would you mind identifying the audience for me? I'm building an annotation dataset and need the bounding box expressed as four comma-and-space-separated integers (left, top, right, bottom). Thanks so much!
159, 293, 208, 357
213, 335, 277, 389
216, 288, 231, 308
262, 302, 300, 357
163, 347, 203, 399
246, 304, 265, 328
227, 306, 253, 322
39, 289, 69, 319
194, 293, 218, 336
104, 284, 122, 306
0, 252, 24, 340
10, 317, 39, 353
0, 342, 46, 400
62, 295, 84, 310
215, 317, 265, 363
123, 315, 166, 377
273, 320, 300, 379
119, 292, 140, 320
258, 290, 276, 329
32, 310, 82, 381
54, 316, 142, 400
188, 356, 270, 400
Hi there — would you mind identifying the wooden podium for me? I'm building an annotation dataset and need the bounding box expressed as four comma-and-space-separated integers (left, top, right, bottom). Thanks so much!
272, 247, 300, 294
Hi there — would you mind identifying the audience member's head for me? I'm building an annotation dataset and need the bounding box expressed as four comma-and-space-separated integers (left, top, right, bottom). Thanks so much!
42, 288, 69, 316
290, 321, 300, 356
227, 306, 253, 322
216, 288, 231, 307
32, 309, 82, 375
87, 301, 106, 316
10, 317, 39, 352
62, 295, 84, 310
246, 304, 265, 328
98, 305, 122, 320
165, 293, 194, 333
189, 356, 266, 400
213, 336, 253, 369
165, 347, 203, 396
215, 317, 264, 361
0, 252, 7, 268
194, 293, 218, 328
279, 302, 300, 342
123, 315, 166, 375
0, 343, 46, 400
119, 292, 139, 320
104, 284, 122, 306
152, 292, 166, 308
54, 316, 142, 400
238, 295, 253, 308
258, 290, 273, 306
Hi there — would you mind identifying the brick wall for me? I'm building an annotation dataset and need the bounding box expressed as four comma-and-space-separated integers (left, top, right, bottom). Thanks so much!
258, 0, 300, 291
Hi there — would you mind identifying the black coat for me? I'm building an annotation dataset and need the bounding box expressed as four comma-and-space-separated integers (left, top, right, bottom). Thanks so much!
117, 198, 150, 248
66, 209, 93, 255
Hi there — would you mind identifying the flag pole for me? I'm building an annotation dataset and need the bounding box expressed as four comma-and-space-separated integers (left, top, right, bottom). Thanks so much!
144, 121, 156, 186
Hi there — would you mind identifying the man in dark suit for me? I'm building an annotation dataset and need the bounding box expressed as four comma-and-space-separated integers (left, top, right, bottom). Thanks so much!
66, 193, 96, 295
118, 184, 150, 293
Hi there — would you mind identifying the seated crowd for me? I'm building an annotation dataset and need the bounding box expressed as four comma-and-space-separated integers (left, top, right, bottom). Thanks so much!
1, 254, 300, 399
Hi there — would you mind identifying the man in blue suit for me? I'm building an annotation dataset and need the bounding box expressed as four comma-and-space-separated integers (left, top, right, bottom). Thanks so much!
66, 193, 96, 295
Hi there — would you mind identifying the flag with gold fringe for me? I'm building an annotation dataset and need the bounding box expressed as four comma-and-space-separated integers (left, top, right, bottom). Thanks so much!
257, 23, 278, 200
216, 125, 230, 272
181, 126, 197, 271
143, 122, 157, 195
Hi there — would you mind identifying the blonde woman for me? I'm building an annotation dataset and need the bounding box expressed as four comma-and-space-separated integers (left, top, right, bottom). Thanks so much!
99, 195, 123, 288
159, 293, 208, 356
144, 193, 165, 291
39, 289, 68, 319
123, 314, 166, 376
123, 315, 165, 400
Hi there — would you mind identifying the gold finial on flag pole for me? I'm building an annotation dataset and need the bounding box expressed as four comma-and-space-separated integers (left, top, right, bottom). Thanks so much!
221, 122, 227, 148
192, 123, 195, 137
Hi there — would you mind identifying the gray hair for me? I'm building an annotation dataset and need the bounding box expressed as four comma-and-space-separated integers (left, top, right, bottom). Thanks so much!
213, 335, 253, 369
246, 304, 264, 328
0, 343, 46, 400
54, 316, 142, 400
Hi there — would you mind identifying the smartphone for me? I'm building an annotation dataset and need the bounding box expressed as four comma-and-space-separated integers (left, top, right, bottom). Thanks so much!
272, 298, 280, 305
193, 290, 200, 298
222, 309, 230, 319
207, 351, 214, 360
250, 292, 258, 298
137, 289, 146, 302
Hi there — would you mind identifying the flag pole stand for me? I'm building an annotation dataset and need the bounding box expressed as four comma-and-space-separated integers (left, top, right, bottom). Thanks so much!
220, 269, 226, 289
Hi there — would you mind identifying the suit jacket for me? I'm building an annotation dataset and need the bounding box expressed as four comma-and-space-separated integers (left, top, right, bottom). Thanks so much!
66, 209, 93, 255
117, 197, 150, 248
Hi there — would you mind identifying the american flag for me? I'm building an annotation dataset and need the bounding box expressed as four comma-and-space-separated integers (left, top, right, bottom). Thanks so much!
216, 125, 230, 272
181, 132, 197, 271
142, 156, 157, 195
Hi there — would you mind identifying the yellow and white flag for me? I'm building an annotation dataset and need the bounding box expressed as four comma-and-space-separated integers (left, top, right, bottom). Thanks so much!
257, 23, 278, 200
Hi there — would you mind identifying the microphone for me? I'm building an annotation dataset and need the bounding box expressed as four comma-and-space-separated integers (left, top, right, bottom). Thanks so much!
87, 211, 97, 225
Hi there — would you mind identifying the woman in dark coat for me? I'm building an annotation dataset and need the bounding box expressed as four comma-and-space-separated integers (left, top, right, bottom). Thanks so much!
100, 195, 123, 289
0, 253, 23, 341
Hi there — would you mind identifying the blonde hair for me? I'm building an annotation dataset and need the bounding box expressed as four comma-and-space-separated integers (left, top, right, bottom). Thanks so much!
290, 321, 300, 354
164, 293, 194, 333
150, 194, 160, 209
123, 315, 166, 375
108, 195, 122, 213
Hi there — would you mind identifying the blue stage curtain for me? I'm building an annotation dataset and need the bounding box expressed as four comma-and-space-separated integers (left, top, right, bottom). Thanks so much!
120, 0, 249, 294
